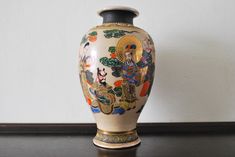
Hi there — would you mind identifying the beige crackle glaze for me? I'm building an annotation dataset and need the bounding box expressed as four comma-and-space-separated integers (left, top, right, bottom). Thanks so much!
78, 6, 156, 149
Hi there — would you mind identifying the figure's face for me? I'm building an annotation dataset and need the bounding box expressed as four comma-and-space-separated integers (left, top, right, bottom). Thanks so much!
143, 38, 152, 51
97, 68, 107, 84
124, 44, 136, 61
125, 52, 133, 61
83, 45, 89, 53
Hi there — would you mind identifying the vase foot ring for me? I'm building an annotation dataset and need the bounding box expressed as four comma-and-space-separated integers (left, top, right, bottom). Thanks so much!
93, 128, 141, 149
93, 137, 141, 149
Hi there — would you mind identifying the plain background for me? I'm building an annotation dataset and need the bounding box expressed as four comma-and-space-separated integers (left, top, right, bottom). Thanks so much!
0, 0, 235, 123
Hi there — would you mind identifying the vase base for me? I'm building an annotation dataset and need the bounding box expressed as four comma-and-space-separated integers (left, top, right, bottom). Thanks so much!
93, 128, 141, 149
93, 137, 141, 149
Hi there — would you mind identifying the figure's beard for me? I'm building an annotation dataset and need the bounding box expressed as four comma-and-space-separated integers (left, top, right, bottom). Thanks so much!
126, 59, 133, 65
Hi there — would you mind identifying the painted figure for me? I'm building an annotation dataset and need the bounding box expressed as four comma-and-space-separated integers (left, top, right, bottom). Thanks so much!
97, 68, 107, 86
79, 42, 94, 106
93, 68, 116, 114
137, 36, 155, 96
121, 44, 139, 103
99, 35, 154, 112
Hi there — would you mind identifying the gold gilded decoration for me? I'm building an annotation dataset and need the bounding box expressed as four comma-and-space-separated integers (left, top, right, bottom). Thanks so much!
92, 82, 116, 114
94, 129, 139, 144
116, 35, 143, 63
95, 23, 137, 29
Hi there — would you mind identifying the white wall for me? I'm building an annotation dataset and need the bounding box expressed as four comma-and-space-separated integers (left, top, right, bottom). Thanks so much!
0, 0, 235, 123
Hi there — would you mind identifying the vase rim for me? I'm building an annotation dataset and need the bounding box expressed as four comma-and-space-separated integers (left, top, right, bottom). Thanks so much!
97, 6, 139, 17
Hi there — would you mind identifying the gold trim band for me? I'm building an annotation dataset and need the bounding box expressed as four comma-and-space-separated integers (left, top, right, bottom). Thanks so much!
95, 128, 139, 144
97, 128, 137, 135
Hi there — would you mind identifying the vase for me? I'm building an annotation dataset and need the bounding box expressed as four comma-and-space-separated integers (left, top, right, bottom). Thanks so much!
79, 6, 156, 149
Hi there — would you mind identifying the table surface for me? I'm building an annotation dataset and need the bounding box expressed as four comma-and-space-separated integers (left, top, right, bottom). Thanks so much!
0, 134, 235, 157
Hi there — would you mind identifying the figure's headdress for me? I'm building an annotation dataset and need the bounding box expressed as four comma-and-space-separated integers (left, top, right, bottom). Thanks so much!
124, 44, 136, 54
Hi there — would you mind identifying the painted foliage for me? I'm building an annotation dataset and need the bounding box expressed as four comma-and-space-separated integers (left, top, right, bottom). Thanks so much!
103, 29, 137, 38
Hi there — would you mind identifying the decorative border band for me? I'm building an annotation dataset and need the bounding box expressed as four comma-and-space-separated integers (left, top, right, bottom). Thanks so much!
94, 128, 139, 144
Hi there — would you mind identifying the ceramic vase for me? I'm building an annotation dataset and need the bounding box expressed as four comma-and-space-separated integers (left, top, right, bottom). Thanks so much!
79, 6, 156, 149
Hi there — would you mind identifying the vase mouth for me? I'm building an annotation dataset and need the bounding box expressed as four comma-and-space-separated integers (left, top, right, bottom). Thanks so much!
97, 6, 139, 24
97, 6, 139, 17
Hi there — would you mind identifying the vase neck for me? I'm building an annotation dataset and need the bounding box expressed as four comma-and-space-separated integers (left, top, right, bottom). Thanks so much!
100, 10, 136, 24
98, 7, 139, 25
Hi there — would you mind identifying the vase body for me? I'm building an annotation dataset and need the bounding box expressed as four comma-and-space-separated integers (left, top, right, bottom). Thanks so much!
79, 6, 156, 149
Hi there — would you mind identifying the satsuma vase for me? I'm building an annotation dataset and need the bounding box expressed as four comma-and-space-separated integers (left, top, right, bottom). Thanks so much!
79, 6, 156, 149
